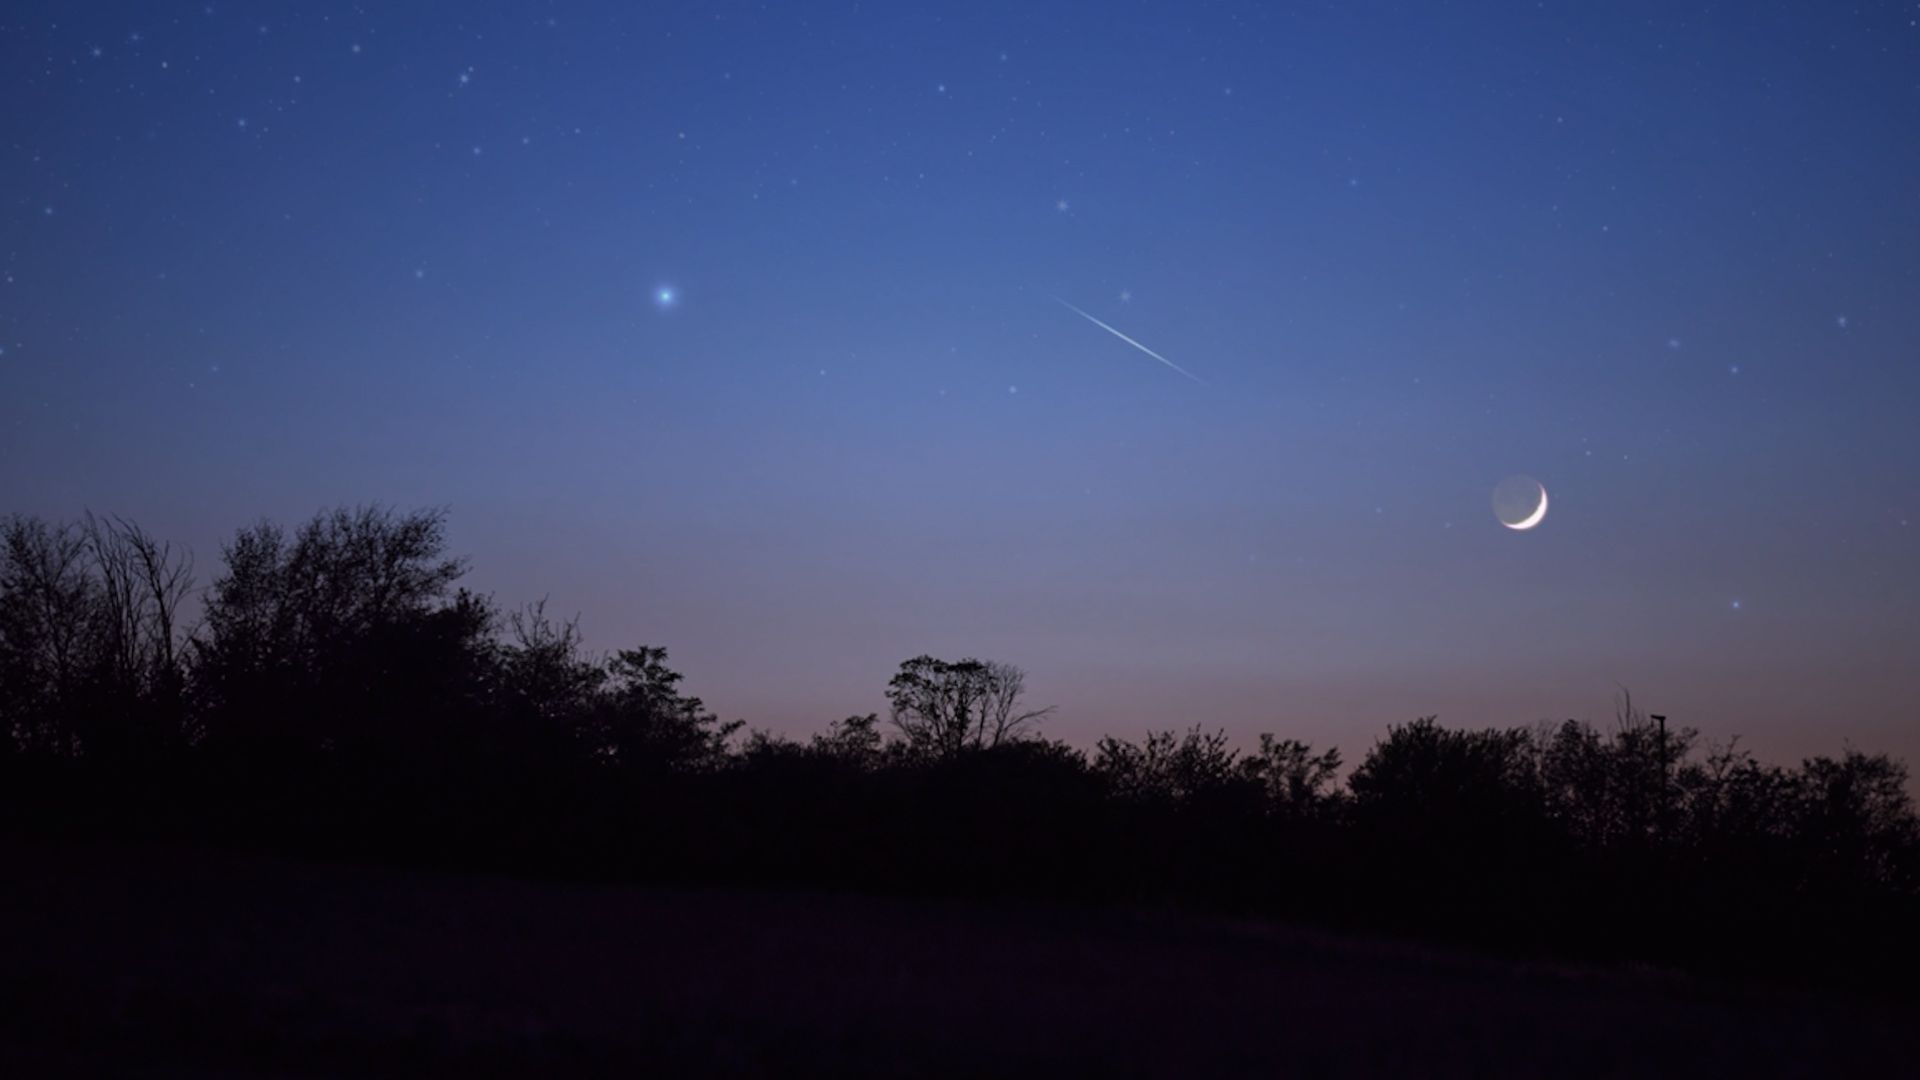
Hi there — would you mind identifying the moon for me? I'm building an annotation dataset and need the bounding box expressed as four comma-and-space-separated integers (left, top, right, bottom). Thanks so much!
1492, 475, 1548, 531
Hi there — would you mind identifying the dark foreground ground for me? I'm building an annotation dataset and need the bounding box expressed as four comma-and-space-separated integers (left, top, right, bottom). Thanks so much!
2, 845, 1914, 1078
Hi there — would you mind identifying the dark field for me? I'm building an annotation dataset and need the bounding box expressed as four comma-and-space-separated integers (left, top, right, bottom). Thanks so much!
2, 846, 1914, 1078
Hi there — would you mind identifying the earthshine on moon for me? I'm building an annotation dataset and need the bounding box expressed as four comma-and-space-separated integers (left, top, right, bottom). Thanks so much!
1493, 475, 1548, 531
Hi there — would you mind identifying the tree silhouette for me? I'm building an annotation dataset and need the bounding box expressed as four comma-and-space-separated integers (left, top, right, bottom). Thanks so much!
494, 601, 604, 728
1, 514, 194, 762
577, 645, 742, 772
809, 712, 885, 766
884, 655, 1053, 758
1, 516, 97, 757
74, 514, 195, 763
191, 505, 490, 763
1348, 717, 1550, 864
1245, 734, 1344, 820
1095, 726, 1252, 803
1793, 749, 1920, 892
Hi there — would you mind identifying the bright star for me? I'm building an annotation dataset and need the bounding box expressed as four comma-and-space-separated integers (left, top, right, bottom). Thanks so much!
654, 285, 678, 309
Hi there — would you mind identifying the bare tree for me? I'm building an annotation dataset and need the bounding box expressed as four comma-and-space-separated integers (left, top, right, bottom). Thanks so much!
0, 516, 96, 754
884, 655, 1053, 758
498, 599, 603, 724
0, 517, 92, 679
82, 513, 194, 697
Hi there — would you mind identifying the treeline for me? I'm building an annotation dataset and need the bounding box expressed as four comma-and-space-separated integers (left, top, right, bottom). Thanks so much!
3, 506, 1917, 991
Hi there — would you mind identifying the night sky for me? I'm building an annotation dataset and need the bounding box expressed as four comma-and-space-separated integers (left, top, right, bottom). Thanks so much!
5, 2, 1918, 767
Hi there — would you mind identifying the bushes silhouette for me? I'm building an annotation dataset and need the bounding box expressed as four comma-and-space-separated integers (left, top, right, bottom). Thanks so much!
2, 505, 1917, 992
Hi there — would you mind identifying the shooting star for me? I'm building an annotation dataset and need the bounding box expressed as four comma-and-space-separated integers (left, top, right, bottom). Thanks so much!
1052, 297, 1207, 385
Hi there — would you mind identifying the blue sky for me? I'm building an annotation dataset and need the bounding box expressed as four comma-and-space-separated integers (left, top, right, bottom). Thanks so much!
4, 1, 1918, 764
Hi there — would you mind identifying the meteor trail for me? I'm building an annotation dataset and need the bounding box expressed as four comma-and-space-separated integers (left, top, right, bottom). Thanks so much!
1052, 297, 1207, 385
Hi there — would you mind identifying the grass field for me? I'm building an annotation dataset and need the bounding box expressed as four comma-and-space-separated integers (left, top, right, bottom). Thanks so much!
3, 844, 1914, 1077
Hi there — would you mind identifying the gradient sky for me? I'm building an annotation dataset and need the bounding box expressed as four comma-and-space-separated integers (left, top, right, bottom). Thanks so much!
5, 2, 1918, 768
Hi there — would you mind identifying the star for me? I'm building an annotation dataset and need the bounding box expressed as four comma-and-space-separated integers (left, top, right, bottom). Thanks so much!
1055, 199, 1069, 212
1730, 600, 1742, 611
654, 285, 678, 309
1119, 289, 1132, 303
1836, 315, 1849, 329
1666, 338, 1681, 350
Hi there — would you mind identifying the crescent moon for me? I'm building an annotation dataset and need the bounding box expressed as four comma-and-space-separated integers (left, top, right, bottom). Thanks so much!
1504, 482, 1548, 531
